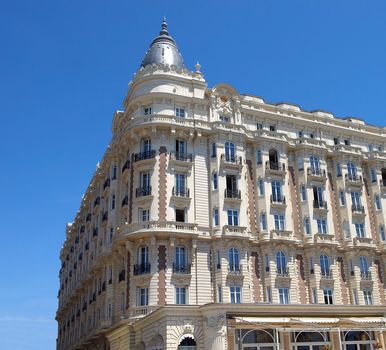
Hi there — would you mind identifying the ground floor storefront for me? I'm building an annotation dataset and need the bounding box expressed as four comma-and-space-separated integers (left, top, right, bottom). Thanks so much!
105, 304, 386, 350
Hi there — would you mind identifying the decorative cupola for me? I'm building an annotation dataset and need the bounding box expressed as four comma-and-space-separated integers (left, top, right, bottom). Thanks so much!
140, 17, 186, 70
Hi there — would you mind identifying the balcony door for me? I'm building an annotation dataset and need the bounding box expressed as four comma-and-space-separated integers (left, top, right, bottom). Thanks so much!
225, 142, 236, 162
175, 139, 186, 156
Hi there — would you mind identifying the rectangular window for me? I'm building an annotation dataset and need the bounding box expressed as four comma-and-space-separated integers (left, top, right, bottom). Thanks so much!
227, 209, 239, 226
217, 285, 222, 303
375, 195, 381, 210
344, 139, 350, 146
258, 179, 264, 196
336, 163, 342, 177
352, 289, 359, 305
370, 169, 377, 182
355, 223, 365, 238
323, 289, 333, 305
140, 172, 151, 188
380, 226, 386, 241
265, 255, 270, 272
309, 257, 314, 274
271, 180, 282, 202
298, 131, 303, 138
256, 150, 262, 164
176, 287, 186, 304
144, 106, 152, 116
363, 290, 373, 305
269, 125, 276, 132
339, 191, 346, 206
333, 137, 339, 145
175, 208, 186, 222
317, 219, 328, 235
220, 115, 230, 123
261, 212, 267, 231
213, 173, 218, 190
230, 286, 241, 303
112, 165, 117, 180
278, 288, 289, 304
274, 214, 285, 231
211, 143, 216, 158
139, 209, 149, 222
300, 185, 307, 201
175, 107, 185, 118
120, 292, 125, 311
213, 208, 219, 226
256, 123, 263, 130
312, 288, 317, 303
266, 286, 272, 303
137, 287, 149, 306
111, 194, 116, 210
304, 217, 311, 235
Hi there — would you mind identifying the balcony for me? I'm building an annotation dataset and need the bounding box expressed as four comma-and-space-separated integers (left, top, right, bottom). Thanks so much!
118, 270, 126, 282
313, 200, 328, 212
126, 306, 158, 319
276, 267, 290, 279
170, 151, 193, 165
320, 269, 333, 279
265, 161, 286, 176
172, 263, 191, 274
121, 195, 128, 207
220, 154, 243, 169
307, 167, 327, 181
354, 236, 375, 249
228, 264, 243, 274
220, 225, 248, 238
136, 186, 152, 198
269, 229, 293, 242
172, 186, 190, 198
133, 263, 151, 276
122, 160, 130, 174
345, 174, 362, 186
351, 204, 366, 216
270, 195, 286, 207
224, 189, 241, 203
134, 150, 156, 163
103, 178, 110, 191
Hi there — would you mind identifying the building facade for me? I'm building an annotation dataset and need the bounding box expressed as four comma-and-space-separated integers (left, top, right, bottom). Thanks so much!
56, 19, 386, 350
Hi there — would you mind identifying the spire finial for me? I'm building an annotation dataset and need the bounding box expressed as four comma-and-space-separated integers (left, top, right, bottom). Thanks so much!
160, 17, 168, 36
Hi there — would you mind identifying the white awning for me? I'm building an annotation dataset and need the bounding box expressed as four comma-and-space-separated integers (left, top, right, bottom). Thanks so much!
291, 317, 340, 324
342, 317, 386, 324
235, 317, 291, 324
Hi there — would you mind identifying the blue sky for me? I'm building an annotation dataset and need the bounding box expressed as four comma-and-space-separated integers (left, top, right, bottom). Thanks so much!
1, 0, 386, 349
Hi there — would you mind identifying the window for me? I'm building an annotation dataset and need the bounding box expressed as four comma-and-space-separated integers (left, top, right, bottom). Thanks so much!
274, 214, 285, 231
175, 139, 186, 156
344, 139, 350, 146
278, 288, 289, 304
339, 191, 346, 206
336, 163, 342, 177
175, 246, 186, 268
120, 291, 125, 311
380, 226, 386, 241
112, 165, 117, 180
217, 285, 222, 303
359, 256, 369, 274
137, 287, 149, 306
213, 208, 219, 226
355, 223, 365, 238
261, 212, 267, 231
300, 185, 307, 201
313, 186, 324, 207
227, 209, 239, 226
138, 246, 149, 266
176, 287, 186, 304
175, 107, 185, 118
111, 194, 116, 210
320, 254, 330, 275
266, 286, 272, 302
375, 195, 381, 210
211, 143, 216, 158
109, 227, 113, 244
310, 132, 315, 139
175, 173, 186, 196
347, 162, 357, 180
363, 290, 373, 305
228, 248, 240, 271
225, 142, 236, 162
220, 115, 230, 123
175, 208, 185, 222
310, 156, 320, 175
323, 289, 333, 305
256, 122, 263, 130
312, 288, 317, 303
298, 130, 303, 138
230, 286, 241, 303
271, 180, 282, 202
309, 257, 314, 274
297, 157, 304, 171
333, 137, 339, 145
269, 125, 276, 132
265, 254, 270, 272
258, 179, 264, 196
343, 221, 351, 238
352, 289, 359, 305
140, 172, 151, 192
212, 173, 218, 190
304, 217, 311, 235
144, 106, 152, 115
317, 219, 328, 235
256, 150, 262, 164
139, 208, 149, 222
351, 191, 361, 208
370, 169, 377, 182
276, 251, 287, 274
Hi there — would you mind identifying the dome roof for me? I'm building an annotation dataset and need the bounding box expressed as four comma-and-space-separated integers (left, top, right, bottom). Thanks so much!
140, 18, 185, 70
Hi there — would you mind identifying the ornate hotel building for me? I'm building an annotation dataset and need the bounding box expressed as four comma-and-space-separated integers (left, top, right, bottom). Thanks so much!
56, 19, 386, 350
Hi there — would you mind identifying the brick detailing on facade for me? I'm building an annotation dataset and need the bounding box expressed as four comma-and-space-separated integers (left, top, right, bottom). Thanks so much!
374, 260, 385, 304
363, 177, 378, 240
250, 251, 261, 302
158, 245, 166, 305
246, 160, 257, 234
288, 166, 301, 238
158, 147, 167, 221
126, 251, 131, 307
328, 172, 343, 241
296, 254, 307, 304
128, 153, 134, 224
337, 256, 348, 304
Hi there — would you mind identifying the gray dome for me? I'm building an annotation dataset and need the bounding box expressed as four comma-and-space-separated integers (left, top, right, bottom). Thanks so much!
140, 18, 185, 70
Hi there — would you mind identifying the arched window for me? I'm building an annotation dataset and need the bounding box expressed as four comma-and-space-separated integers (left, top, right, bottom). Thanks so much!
241, 329, 275, 347
178, 337, 196, 350
228, 247, 240, 271
276, 251, 287, 274
310, 156, 320, 175
225, 142, 236, 162
347, 162, 357, 180
320, 254, 330, 275
359, 256, 368, 273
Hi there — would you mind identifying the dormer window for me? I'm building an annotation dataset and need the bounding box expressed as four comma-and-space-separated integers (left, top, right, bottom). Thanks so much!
175, 107, 185, 118
144, 106, 152, 116
220, 115, 230, 123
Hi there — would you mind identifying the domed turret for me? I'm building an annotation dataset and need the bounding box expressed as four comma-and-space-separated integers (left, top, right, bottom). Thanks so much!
140, 18, 185, 70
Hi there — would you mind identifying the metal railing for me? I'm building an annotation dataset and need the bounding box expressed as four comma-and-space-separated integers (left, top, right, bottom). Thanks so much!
172, 187, 190, 197
172, 263, 191, 274
270, 195, 286, 204
313, 200, 328, 209
134, 150, 156, 162
133, 263, 151, 275
276, 267, 290, 277
320, 269, 333, 279
170, 151, 193, 162
307, 167, 326, 177
228, 264, 243, 274
136, 186, 152, 197
221, 154, 242, 165
266, 161, 285, 172
352, 204, 365, 214
225, 189, 241, 199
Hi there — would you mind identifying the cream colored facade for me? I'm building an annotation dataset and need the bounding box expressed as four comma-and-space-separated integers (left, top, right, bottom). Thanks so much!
57, 20, 386, 350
